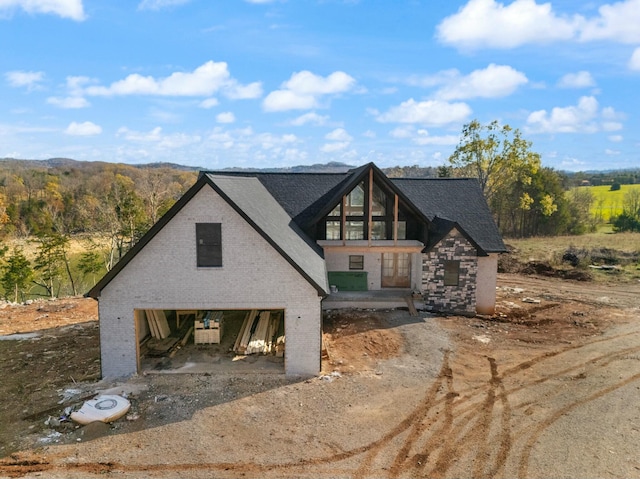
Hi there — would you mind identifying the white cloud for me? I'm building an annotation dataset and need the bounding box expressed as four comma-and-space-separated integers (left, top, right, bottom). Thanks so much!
263, 90, 317, 111
325, 128, 352, 142
376, 98, 472, 126
216, 112, 235, 124
47, 96, 90, 108
434, 64, 528, 100
5, 70, 44, 89
256, 132, 298, 150
629, 47, 640, 70
224, 81, 262, 99
117, 126, 201, 148
290, 112, 329, 126
389, 125, 458, 145
437, 0, 640, 50
413, 130, 459, 146
602, 121, 623, 131
199, 98, 219, 109
84, 61, 258, 99
65, 75, 92, 94
389, 126, 414, 139
526, 96, 602, 133
263, 70, 356, 112
557, 71, 595, 88
65, 121, 101, 136
608, 134, 623, 142
322, 128, 352, 152
605, 148, 620, 155
436, 0, 578, 49
362, 130, 376, 139
138, 0, 191, 11
0, 0, 85, 20
579, 0, 640, 43
321, 141, 350, 153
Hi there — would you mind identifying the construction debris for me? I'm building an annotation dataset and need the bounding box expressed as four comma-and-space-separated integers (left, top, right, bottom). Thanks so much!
145, 310, 170, 339
233, 310, 284, 356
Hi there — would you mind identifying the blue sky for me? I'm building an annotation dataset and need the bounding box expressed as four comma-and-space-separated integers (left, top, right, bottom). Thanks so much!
1, 0, 639, 171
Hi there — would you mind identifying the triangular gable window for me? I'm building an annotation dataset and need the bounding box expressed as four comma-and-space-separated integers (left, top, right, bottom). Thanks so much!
318, 171, 419, 241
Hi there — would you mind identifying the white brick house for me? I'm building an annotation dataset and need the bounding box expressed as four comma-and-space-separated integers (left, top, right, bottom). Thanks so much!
88, 163, 505, 379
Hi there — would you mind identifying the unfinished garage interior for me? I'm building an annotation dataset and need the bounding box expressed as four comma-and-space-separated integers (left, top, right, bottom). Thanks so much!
136, 308, 286, 374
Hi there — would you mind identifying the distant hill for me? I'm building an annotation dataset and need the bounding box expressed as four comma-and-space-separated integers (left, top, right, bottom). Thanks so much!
0, 157, 202, 172
0, 158, 439, 176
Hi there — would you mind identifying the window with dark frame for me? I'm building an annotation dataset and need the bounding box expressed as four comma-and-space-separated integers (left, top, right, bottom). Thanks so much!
443, 260, 460, 286
196, 223, 222, 267
349, 255, 364, 270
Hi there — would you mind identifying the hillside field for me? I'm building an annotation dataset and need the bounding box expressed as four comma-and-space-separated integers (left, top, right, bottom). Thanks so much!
572, 183, 640, 222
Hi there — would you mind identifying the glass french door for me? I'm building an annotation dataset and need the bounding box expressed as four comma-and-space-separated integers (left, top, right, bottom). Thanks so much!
381, 253, 411, 288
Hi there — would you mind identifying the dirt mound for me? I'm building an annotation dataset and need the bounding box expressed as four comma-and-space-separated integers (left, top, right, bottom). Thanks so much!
322, 310, 403, 372
500, 258, 593, 282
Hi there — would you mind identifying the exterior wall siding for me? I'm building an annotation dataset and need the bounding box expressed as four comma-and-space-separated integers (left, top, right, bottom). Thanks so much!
324, 250, 382, 290
476, 254, 498, 315
421, 229, 478, 315
99, 185, 323, 379
319, 240, 424, 291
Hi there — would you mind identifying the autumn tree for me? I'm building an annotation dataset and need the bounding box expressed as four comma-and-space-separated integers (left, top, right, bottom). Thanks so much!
448, 120, 541, 205
448, 120, 573, 237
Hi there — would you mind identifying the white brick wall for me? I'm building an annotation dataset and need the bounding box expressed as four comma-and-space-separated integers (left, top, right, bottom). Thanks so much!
99, 185, 323, 378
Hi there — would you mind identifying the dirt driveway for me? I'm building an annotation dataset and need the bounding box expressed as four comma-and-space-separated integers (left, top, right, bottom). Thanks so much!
1, 273, 640, 478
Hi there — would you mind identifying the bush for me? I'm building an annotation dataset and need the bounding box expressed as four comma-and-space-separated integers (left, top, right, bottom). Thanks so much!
560, 247, 590, 267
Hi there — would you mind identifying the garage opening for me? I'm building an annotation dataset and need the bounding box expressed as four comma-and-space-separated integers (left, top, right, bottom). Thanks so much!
135, 309, 285, 374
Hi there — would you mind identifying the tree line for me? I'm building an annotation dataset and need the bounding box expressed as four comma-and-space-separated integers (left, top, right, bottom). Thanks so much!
0, 125, 637, 301
0, 162, 195, 301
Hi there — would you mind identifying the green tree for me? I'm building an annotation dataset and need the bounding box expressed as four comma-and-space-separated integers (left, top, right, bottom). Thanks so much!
32, 233, 77, 297
78, 250, 104, 287
1, 248, 33, 302
448, 120, 541, 205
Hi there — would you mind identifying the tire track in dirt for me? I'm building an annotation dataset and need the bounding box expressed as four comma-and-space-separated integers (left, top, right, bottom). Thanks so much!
3, 324, 640, 478
517, 371, 640, 478
407, 329, 640, 478
353, 350, 453, 479
386, 352, 456, 478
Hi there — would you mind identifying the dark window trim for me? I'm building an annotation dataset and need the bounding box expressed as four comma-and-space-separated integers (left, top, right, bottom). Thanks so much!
196, 223, 222, 267
443, 260, 460, 286
349, 255, 364, 270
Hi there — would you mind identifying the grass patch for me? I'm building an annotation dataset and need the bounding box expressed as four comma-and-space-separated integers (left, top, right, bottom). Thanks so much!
504, 232, 640, 283
570, 184, 640, 222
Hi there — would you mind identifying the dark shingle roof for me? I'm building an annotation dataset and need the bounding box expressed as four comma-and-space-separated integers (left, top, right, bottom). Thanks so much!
391, 177, 506, 253
199, 171, 349, 227
205, 174, 329, 295
202, 166, 506, 253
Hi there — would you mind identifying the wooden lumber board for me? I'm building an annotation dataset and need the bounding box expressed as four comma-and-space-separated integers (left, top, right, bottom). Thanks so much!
405, 296, 419, 317
267, 312, 281, 353
146, 310, 160, 339
238, 310, 259, 353
154, 310, 171, 338
180, 326, 194, 346
146, 337, 179, 356
233, 311, 251, 352
149, 310, 162, 339
247, 311, 270, 354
